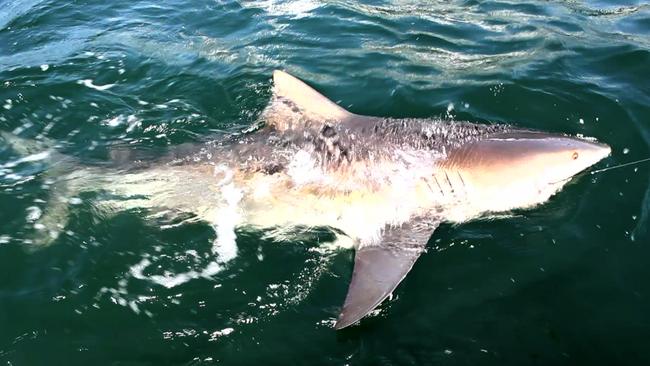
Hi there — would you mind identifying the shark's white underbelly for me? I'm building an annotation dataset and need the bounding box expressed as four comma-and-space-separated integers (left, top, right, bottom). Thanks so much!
78, 159, 484, 247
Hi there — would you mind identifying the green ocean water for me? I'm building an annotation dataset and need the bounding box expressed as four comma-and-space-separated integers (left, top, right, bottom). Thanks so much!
1, 0, 650, 364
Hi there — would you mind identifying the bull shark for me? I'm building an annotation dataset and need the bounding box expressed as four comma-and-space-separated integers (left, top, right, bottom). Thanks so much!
1, 70, 611, 329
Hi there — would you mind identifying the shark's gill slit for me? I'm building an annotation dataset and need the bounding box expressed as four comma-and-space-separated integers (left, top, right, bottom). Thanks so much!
443, 171, 454, 193
432, 174, 445, 196
456, 171, 466, 190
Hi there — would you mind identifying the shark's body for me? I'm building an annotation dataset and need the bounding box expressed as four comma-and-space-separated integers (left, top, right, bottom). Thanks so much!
5, 71, 611, 329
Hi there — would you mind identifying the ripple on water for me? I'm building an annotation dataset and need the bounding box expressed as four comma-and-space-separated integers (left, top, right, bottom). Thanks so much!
1, 0, 650, 364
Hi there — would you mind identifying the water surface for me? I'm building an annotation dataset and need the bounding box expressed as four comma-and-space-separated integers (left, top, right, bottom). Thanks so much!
1, 0, 650, 365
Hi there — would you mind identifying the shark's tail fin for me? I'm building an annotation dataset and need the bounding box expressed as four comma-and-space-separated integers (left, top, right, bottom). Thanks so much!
1, 131, 78, 247
261, 70, 356, 132
1, 130, 53, 156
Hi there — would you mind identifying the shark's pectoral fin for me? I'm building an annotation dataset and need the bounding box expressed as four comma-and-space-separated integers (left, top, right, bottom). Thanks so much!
262, 70, 355, 132
335, 219, 440, 330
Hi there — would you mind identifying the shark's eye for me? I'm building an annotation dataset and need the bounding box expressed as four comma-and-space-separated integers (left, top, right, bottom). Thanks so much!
572, 151, 579, 160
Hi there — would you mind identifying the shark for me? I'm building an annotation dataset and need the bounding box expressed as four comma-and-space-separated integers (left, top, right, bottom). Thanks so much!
1, 70, 611, 329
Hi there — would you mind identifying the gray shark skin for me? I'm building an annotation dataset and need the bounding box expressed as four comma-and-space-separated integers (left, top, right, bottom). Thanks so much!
2, 70, 611, 330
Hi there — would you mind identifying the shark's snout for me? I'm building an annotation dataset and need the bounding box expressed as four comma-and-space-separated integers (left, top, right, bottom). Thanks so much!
547, 136, 611, 183
573, 138, 611, 168
537, 133, 611, 177
484, 131, 611, 177
438, 130, 611, 213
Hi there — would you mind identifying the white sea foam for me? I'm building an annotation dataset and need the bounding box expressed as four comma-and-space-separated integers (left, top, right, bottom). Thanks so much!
287, 149, 322, 186
26, 206, 42, 222
102, 114, 140, 131
69, 197, 82, 205
212, 168, 242, 262
208, 327, 234, 341
129, 257, 225, 289
1, 151, 50, 168
77, 79, 115, 91
242, 0, 319, 19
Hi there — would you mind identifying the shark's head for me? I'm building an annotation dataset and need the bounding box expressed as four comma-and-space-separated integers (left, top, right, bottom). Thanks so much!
444, 131, 611, 215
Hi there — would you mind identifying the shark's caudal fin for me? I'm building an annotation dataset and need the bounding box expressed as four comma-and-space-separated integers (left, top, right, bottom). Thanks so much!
1, 131, 77, 247
262, 70, 355, 131
335, 219, 440, 329
1, 131, 53, 156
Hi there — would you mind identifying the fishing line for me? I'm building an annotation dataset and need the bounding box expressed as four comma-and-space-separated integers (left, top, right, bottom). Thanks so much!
590, 157, 650, 175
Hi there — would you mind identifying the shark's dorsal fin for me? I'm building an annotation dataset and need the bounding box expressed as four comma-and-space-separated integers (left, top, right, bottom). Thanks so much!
263, 70, 354, 131
335, 219, 440, 329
